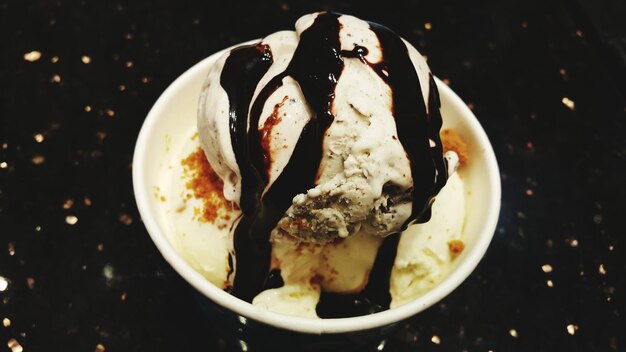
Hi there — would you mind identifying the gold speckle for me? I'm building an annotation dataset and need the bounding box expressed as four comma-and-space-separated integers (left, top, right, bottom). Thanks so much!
559, 68, 567, 78
2, 318, 10, 327
125, 60, 133, 68
509, 329, 519, 338
125, 33, 133, 40
95, 344, 106, 352
575, 30, 583, 37
119, 84, 126, 92
32, 154, 45, 165
566, 324, 578, 335
567, 238, 579, 247
106, 109, 116, 117
141, 76, 150, 84
521, 20, 528, 28
561, 97, 575, 111
424, 22, 432, 30
119, 214, 133, 225
467, 102, 475, 110
34, 133, 45, 143
0, 161, 7, 169
430, 335, 441, 344
51, 56, 59, 63
609, 245, 614, 251
598, 264, 606, 275
84, 196, 92, 206
442, 78, 450, 85
121, 292, 127, 301
102, 264, 115, 282
84, 105, 92, 112
63, 199, 75, 209
51, 74, 62, 83
526, 189, 534, 196
24, 50, 42, 62
542, 264, 553, 273
593, 214, 603, 224
35, 225, 42, 232
8, 243, 15, 256
26, 277, 35, 289
65, 215, 79, 225
546, 279, 554, 288
96, 131, 107, 142
97, 243, 104, 252
0, 276, 8, 291
7, 338, 23, 352
81, 55, 92, 64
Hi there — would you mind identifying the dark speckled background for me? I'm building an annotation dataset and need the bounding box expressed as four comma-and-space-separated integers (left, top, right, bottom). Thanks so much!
1, 0, 624, 351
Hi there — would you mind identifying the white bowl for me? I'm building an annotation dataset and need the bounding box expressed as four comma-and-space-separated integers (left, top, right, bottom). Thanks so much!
132, 41, 501, 335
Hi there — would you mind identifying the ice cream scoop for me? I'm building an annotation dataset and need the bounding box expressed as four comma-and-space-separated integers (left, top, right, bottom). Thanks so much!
133, 13, 501, 328
198, 12, 451, 302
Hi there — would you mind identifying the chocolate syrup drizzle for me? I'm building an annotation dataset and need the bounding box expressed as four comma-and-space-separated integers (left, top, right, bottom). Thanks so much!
218, 13, 447, 314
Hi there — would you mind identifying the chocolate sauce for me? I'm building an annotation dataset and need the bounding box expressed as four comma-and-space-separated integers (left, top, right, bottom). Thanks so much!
340, 45, 369, 62
317, 233, 400, 318
319, 19, 447, 316
316, 292, 386, 318
220, 43, 274, 300
427, 73, 447, 196
219, 13, 447, 313
264, 268, 284, 290
340, 29, 447, 222
351, 22, 447, 224
224, 13, 343, 301
220, 43, 273, 215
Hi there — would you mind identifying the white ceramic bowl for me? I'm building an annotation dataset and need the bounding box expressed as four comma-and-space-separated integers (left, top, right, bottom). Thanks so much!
133, 41, 501, 335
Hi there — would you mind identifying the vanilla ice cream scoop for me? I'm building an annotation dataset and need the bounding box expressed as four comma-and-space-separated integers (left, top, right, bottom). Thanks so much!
198, 12, 450, 301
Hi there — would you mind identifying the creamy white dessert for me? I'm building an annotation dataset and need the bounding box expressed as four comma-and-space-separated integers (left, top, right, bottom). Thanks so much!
163, 132, 466, 317
162, 12, 470, 318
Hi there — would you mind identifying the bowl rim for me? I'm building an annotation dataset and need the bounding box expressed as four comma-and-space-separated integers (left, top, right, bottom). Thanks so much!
132, 40, 501, 335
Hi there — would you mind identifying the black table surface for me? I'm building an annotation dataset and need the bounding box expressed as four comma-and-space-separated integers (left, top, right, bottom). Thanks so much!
1, 0, 624, 351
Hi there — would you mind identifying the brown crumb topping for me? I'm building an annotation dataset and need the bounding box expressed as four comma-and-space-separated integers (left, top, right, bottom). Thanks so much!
223, 280, 232, 291
181, 147, 238, 226
441, 129, 469, 166
448, 239, 465, 258
310, 274, 324, 286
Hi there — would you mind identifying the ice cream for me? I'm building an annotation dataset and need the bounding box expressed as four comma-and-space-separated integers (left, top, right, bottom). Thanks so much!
167, 12, 469, 318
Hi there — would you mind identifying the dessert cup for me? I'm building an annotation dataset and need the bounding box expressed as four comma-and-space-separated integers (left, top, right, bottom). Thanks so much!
133, 41, 501, 351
